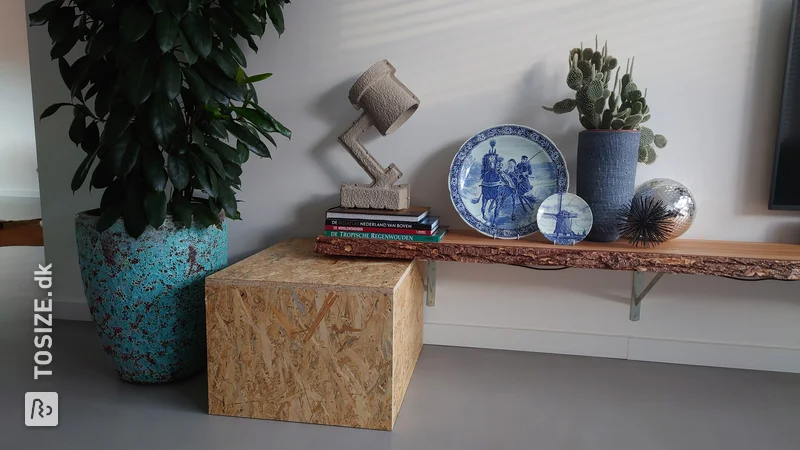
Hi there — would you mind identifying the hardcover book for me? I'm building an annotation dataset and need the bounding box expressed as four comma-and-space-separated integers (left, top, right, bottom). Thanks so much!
326, 206, 430, 223
325, 216, 439, 231
325, 226, 437, 236
324, 227, 448, 243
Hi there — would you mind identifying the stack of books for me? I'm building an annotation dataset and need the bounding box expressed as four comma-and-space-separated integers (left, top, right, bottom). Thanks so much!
324, 206, 448, 242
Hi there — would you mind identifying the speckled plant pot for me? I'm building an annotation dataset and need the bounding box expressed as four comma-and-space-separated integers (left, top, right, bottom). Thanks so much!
576, 130, 640, 242
75, 211, 227, 383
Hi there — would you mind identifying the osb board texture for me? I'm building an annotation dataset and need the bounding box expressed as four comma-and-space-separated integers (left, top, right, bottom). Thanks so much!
391, 261, 423, 424
205, 264, 423, 430
315, 230, 800, 280
208, 238, 413, 291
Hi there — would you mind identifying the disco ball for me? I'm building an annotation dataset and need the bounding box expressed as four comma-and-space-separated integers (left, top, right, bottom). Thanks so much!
633, 178, 696, 239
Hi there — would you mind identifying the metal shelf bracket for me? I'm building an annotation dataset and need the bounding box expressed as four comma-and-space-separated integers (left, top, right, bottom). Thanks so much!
630, 271, 665, 321
424, 261, 437, 307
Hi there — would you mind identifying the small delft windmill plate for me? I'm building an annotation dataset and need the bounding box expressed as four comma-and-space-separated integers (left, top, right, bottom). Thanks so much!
537, 193, 593, 245
449, 125, 568, 239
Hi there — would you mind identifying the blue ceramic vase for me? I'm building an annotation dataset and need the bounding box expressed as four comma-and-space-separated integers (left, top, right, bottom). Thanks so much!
75, 212, 227, 383
576, 130, 640, 242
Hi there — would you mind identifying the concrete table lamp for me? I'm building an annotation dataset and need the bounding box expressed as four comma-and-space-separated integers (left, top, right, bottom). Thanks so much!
338, 60, 419, 210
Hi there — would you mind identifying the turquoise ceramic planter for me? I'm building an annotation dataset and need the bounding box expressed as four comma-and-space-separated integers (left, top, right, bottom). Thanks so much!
75, 211, 227, 383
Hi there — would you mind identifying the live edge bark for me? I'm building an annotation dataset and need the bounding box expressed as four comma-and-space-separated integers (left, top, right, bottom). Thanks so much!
315, 237, 800, 281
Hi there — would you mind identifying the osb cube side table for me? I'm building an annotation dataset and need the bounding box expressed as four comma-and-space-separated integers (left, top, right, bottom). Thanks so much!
205, 238, 423, 430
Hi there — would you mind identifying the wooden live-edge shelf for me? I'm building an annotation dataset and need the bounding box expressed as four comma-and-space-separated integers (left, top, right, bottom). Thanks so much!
315, 229, 800, 281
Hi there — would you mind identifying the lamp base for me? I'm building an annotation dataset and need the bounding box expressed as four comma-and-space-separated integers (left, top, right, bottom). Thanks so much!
340, 183, 410, 210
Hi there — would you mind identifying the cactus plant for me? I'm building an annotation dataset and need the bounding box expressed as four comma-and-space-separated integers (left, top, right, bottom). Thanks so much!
543, 39, 667, 164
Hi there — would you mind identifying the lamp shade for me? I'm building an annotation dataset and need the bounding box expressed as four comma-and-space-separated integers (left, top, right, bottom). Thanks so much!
348, 60, 419, 136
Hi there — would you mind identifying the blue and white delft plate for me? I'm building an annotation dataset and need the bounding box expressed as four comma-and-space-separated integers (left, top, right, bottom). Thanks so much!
537, 193, 593, 245
449, 125, 568, 239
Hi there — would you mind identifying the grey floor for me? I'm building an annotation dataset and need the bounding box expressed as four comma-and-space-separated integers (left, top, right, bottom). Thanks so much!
3, 198, 800, 449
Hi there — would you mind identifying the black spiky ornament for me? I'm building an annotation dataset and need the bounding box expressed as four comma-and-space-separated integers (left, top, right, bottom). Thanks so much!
618, 196, 675, 248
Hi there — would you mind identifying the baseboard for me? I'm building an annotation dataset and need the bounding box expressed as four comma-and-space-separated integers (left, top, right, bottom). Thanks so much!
0, 189, 39, 198
425, 322, 800, 373
56, 305, 800, 373
424, 322, 630, 359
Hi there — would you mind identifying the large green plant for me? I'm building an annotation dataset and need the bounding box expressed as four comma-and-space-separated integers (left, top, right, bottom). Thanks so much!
29, 0, 291, 237
543, 38, 667, 164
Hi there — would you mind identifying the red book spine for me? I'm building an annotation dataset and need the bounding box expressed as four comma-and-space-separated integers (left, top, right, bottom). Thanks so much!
324, 225, 433, 235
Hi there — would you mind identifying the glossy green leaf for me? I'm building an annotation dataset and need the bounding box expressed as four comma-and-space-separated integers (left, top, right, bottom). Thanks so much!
167, 153, 190, 190
206, 138, 241, 164
120, 57, 157, 105
220, 34, 246, 68
236, 140, 249, 163
103, 103, 135, 144
149, 94, 177, 148
71, 146, 99, 192
48, 8, 75, 42
91, 157, 116, 189
192, 202, 220, 227
58, 57, 72, 88
81, 121, 100, 154
181, 67, 211, 105
177, 29, 198, 64
188, 153, 215, 196
225, 120, 269, 157
144, 190, 167, 228
208, 47, 239, 79
196, 62, 244, 101
234, 10, 261, 36
123, 177, 148, 238
94, 82, 116, 119
194, 143, 225, 177
243, 72, 272, 84
69, 113, 86, 145
266, 0, 285, 35
170, 195, 192, 227
142, 147, 167, 192
117, 139, 141, 177
100, 179, 124, 211
88, 25, 117, 59
69, 56, 91, 100
50, 29, 79, 59
155, 12, 179, 53
255, 105, 291, 139
148, 0, 166, 13
156, 54, 182, 100
216, 181, 237, 217
180, 12, 212, 58
97, 203, 123, 232
29, 0, 61, 26
167, 0, 190, 19
39, 102, 71, 120
120, 3, 154, 42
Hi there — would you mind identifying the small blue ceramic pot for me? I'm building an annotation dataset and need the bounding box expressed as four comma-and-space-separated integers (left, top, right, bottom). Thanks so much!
75, 211, 227, 383
576, 130, 640, 242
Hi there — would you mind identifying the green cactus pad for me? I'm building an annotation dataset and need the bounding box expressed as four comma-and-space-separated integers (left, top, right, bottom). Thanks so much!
629, 90, 643, 101
567, 68, 584, 90
603, 89, 611, 99
608, 92, 617, 111
654, 134, 668, 148
624, 114, 643, 126
624, 82, 639, 96
591, 52, 603, 69
542, 98, 577, 114
645, 146, 658, 164
632, 102, 643, 115
594, 98, 606, 113
606, 58, 618, 71
611, 118, 625, 130
638, 145, 649, 163
621, 73, 631, 89
582, 47, 594, 60
601, 109, 613, 129
639, 126, 654, 145
615, 108, 631, 118
579, 115, 596, 130
577, 60, 593, 80
642, 114, 651, 122
587, 79, 604, 101
576, 89, 594, 116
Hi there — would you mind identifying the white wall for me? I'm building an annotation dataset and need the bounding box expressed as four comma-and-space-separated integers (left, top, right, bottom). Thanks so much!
26, 0, 800, 370
1, 0, 38, 197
